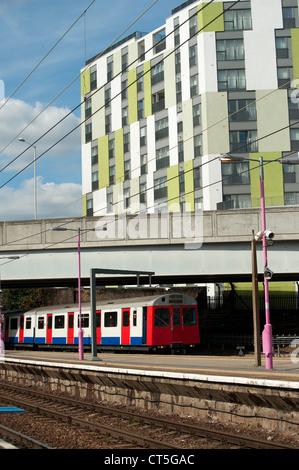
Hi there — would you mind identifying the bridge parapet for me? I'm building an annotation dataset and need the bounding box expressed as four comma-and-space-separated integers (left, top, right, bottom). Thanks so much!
1, 207, 299, 252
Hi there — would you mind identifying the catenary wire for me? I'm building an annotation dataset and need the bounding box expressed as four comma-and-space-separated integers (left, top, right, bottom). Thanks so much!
0, 0, 96, 113
2, 1, 298, 244
0, 0, 160, 167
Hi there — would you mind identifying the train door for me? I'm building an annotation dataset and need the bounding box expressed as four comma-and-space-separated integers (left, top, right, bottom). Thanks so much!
171, 307, 183, 343
19, 315, 24, 343
96, 310, 101, 344
4, 317, 9, 343
67, 312, 74, 344
121, 308, 130, 344
46, 314, 52, 344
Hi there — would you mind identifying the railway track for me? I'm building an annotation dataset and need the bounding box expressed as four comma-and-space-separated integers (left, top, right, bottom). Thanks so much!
0, 424, 53, 449
0, 381, 297, 450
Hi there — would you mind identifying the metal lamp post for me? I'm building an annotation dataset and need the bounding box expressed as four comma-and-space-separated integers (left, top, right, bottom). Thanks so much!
0, 256, 20, 355
19, 138, 37, 220
219, 154, 299, 369
52, 225, 106, 360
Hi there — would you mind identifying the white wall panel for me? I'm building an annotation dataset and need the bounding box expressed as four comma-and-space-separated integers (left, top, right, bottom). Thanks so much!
81, 143, 92, 194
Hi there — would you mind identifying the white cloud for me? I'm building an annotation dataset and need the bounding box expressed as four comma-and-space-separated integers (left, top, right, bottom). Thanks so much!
0, 176, 82, 221
0, 97, 81, 173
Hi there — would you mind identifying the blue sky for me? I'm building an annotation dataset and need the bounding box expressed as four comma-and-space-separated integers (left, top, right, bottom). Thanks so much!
0, 0, 180, 220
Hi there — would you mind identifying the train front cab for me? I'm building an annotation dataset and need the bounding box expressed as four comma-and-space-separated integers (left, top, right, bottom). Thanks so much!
145, 299, 200, 353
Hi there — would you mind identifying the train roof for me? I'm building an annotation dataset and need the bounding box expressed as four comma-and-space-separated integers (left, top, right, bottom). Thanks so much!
11, 293, 197, 315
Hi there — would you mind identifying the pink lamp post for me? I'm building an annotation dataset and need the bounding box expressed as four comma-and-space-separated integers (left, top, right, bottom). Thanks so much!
52, 225, 106, 360
219, 155, 274, 369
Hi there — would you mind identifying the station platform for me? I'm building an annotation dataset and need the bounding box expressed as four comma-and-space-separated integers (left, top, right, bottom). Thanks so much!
2, 349, 299, 387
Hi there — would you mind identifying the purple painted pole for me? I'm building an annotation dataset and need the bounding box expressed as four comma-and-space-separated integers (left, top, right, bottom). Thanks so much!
259, 158, 273, 370
77, 229, 84, 361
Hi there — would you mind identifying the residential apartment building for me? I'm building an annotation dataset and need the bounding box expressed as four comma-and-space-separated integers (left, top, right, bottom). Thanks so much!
80, 0, 299, 217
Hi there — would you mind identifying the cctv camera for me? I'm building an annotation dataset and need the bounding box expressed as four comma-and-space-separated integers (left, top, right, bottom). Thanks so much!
264, 267, 274, 280
264, 229, 274, 240
254, 231, 263, 242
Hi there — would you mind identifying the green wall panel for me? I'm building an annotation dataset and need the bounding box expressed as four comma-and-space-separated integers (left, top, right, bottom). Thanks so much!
198, 2, 224, 33
128, 68, 138, 124
81, 69, 90, 96
291, 29, 299, 86
98, 135, 109, 189
249, 152, 284, 207
167, 164, 180, 211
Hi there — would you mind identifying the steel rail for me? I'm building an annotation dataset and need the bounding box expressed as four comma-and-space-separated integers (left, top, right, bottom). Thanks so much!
0, 382, 297, 450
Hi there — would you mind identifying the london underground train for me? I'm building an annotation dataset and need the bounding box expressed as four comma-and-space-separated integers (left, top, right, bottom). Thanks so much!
4, 293, 200, 353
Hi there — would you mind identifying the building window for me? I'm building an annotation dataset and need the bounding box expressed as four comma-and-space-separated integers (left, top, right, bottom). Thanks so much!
107, 193, 113, 213
190, 74, 198, 97
228, 99, 256, 121
151, 62, 164, 85
216, 39, 244, 61
122, 107, 128, 126
86, 198, 93, 216
85, 97, 92, 119
140, 127, 147, 147
121, 80, 128, 99
224, 10, 252, 31
189, 44, 197, 67
109, 139, 115, 159
174, 17, 180, 46
218, 69, 246, 90
193, 104, 201, 127
278, 67, 292, 88
140, 183, 147, 204
124, 188, 130, 209
156, 146, 169, 170
152, 91, 165, 113
154, 176, 167, 200
223, 194, 251, 209
153, 28, 166, 54
107, 56, 113, 81
155, 117, 168, 140
109, 165, 115, 184
141, 154, 147, 174
276, 37, 289, 59
222, 161, 250, 185
85, 123, 92, 143
92, 171, 98, 191
124, 160, 130, 180
124, 133, 130, 153
91, 145, 98, 165
282, 7, 297, 28
194, 135, 202, 157
291, 128, 299, 150
90, 70, 97, 91
229, 130, 258, 153
194, 167, 201, 189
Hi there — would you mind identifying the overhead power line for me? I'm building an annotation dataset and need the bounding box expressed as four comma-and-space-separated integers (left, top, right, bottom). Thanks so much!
0, 0, 96, 113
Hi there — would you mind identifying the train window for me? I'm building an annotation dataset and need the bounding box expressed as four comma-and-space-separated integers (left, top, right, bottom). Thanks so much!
183, 307, 196, 326
68, 314, 74, 329
133, 310, 137, 326
81, 314, 89, 328
96, 311, 101, 328
104, 311, 117, 328
10, 318, 18, 330
54, 315, 65, 329
173, 308, 180, 327
123, 310, 130, 327
154, 308, 170, 327
38, 317, 44, 329
25, 318, 31, 329
20, 317, 24, 329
